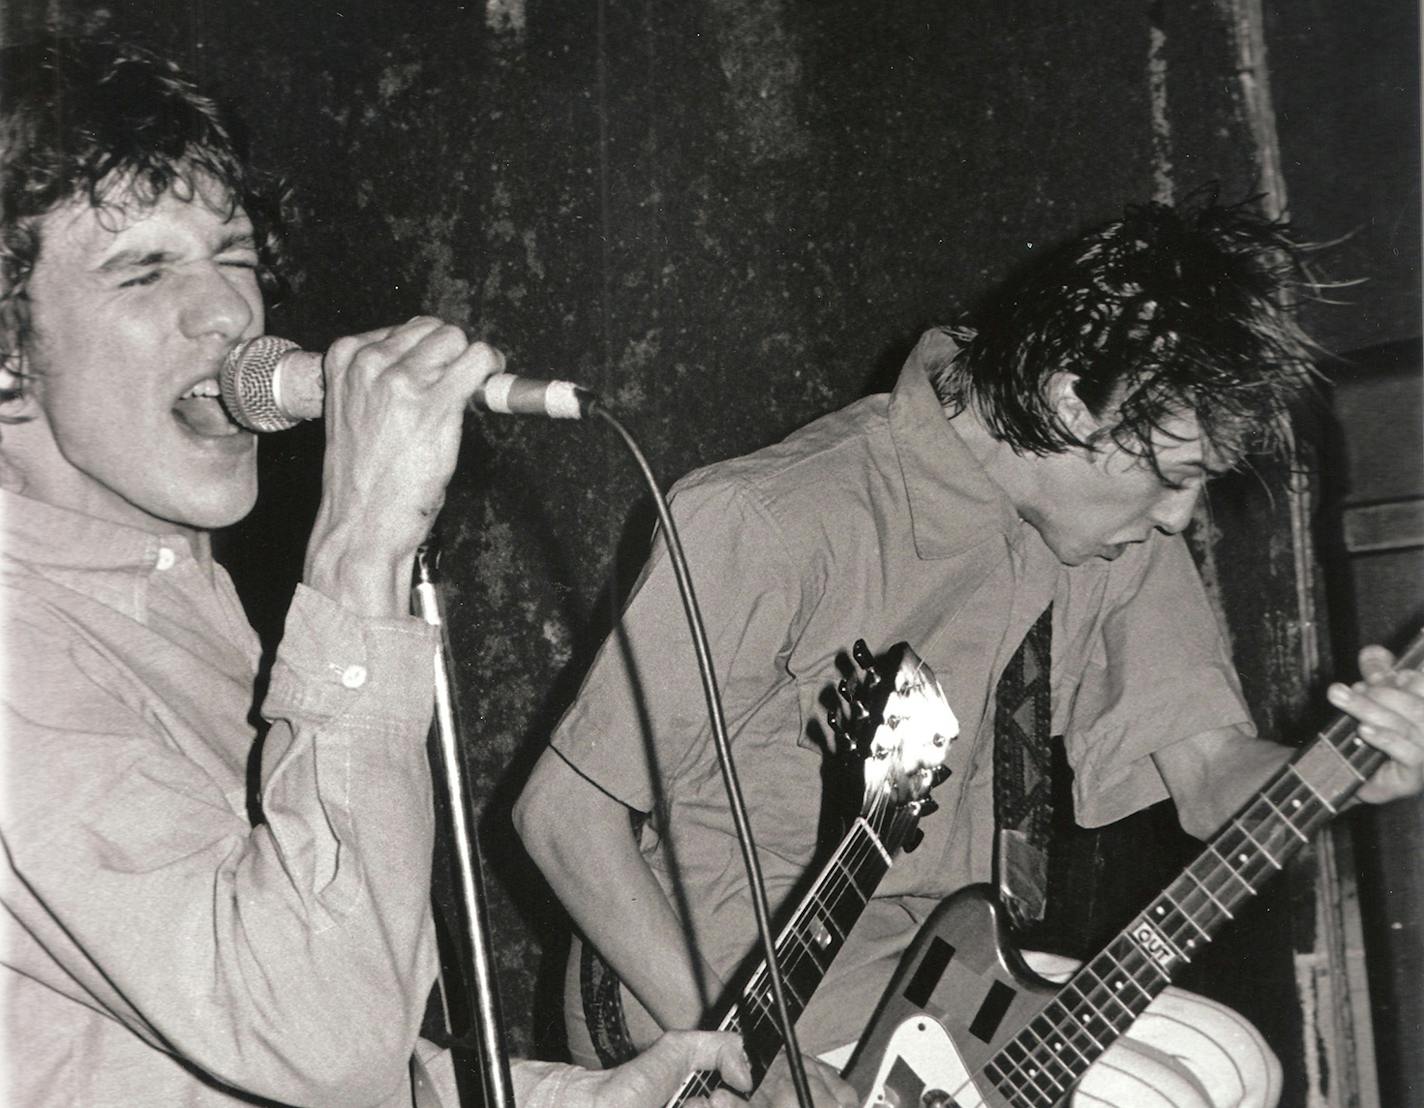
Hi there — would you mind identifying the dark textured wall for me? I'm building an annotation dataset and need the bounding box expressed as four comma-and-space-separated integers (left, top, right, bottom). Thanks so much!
7, 0, 1415, 1097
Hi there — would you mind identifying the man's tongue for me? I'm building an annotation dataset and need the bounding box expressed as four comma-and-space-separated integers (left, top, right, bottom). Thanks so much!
173, 395, 239, 437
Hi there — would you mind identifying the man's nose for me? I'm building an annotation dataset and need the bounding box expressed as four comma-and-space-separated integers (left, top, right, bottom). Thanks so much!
1152, 485, 1202, 534
179, 264, 256, 342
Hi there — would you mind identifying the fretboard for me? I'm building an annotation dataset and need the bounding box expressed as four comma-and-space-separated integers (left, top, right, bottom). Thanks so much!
983, 629, 1424, 1106
668, 811, 905, 1105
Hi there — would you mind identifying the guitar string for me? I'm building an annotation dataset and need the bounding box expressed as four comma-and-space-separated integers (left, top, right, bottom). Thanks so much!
962, 722, 1379, 1103
672, 802, 914, 1101
669, 791, 919, 1103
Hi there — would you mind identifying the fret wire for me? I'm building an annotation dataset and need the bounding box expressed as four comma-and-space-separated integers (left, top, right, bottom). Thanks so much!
1159, 888, 1210, 942
1075, 963, 1145, 1027
1285, 763, 1337, 814
1027, 1012, 1095, 1073
1272, 774, 1333, 835
1183, 866, 1235, 919
997, 1041, 1065, 1102
1260, 792, 1309, 844
1242, 795, 1300, 861
672, 1070, 717, 1106
738, 983, 779, 1050
1204, 844, 1255, 897
1168, 878, 1218, 936
1348, 731, 1385, 768
1058, 982, 1114, 1047
1100, 943, 1160, 1007
1232, 817, 1283, 870
712, 816, 902, 1104
1015, 1052, 1070, 1098
829, 853, 870, 904
1019, 1019, 1078, 1088
1130, 909, 1191, 966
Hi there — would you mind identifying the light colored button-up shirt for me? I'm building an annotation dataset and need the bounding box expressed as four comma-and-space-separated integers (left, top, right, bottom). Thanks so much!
0, 490, 582, 1107
551, 329, 1252, 1052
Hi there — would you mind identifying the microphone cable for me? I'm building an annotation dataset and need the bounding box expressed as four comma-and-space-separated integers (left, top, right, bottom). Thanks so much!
590, 398, 816, 1108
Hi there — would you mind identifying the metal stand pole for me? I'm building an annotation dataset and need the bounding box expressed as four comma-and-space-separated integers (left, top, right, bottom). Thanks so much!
415, 549, 515, 1108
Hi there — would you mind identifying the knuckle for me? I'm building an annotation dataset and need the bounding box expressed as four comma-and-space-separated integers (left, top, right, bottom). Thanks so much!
327, 335, 362, 366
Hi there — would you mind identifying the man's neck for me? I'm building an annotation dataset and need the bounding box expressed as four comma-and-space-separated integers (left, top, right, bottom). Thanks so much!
944, 404, 1037, 519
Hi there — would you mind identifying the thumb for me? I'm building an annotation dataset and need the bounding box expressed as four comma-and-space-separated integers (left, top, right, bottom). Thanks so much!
649, 1031, 757, 1093
607, 1031, 748, 1106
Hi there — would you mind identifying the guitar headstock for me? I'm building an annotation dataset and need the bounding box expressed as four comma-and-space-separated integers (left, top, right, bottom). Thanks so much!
829, 640, 957, 848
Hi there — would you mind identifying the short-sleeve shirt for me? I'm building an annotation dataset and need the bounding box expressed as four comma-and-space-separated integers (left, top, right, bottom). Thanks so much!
550, 328, 1252, 1051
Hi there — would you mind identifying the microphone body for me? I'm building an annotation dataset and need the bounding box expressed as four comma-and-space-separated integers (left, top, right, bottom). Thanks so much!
220, 335, 594, 432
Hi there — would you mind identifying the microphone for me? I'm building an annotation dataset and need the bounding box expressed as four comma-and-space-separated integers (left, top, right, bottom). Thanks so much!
219, 335, 596, 432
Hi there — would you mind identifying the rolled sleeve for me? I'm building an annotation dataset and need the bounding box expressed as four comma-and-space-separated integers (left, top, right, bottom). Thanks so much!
1065, 536, 1254, 828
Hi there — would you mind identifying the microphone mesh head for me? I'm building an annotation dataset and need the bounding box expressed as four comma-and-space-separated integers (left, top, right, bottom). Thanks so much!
220, 336, 303, 432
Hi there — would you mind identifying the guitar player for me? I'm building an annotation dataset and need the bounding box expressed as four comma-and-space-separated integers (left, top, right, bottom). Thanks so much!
515, 197, 1424, 1108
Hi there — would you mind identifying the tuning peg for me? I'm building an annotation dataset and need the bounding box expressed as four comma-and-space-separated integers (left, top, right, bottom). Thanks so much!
852, 639, 874, 670
902, 827, 925, 853
930, 766, 951, 786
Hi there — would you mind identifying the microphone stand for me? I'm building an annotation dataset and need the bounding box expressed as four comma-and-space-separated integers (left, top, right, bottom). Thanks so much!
415, 546, 515, 1108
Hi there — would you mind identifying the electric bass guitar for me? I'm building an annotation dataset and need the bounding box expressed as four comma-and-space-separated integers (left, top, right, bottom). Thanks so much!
846, 629, 1424, 1108
664, 640, 960, 1105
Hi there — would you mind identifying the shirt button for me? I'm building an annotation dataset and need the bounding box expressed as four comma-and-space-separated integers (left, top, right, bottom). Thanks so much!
155, 547, 176, 571
340, 664, 368, 689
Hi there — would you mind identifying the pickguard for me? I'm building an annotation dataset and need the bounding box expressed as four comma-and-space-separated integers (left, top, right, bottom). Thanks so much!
863, 1015, 983, 1107
846, 887, 1057, 1108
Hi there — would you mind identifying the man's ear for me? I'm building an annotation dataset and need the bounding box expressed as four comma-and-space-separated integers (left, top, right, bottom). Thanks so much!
1046, 371, 1100, 441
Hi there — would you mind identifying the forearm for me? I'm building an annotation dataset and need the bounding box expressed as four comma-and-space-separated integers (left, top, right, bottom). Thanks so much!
516, 751, 721, 1030
1155, 726, 1293, 839
171, 585, 439, 1099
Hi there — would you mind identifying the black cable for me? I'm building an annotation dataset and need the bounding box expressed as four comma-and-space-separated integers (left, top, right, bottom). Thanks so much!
592, 400, 816, 1108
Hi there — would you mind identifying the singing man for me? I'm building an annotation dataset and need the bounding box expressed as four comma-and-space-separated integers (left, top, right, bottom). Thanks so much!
0, 35, 854, 1108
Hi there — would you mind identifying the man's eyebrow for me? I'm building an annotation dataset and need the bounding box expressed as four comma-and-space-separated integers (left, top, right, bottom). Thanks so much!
215, 230, 258, 254
96, 248, 174, 273
95, 230, 257, 273
1171, 458, 1234, 478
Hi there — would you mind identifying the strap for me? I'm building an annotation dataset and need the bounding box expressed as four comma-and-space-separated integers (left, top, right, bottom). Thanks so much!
580, 938, 640, 1068
992, 603, 1056, 930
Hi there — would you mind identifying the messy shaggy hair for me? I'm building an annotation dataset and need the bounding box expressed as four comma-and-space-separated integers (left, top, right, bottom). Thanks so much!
932, 193, 1321, 471
0, 36, 292, 412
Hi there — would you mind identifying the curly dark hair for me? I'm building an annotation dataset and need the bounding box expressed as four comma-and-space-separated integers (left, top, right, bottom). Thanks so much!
0, 35, 293, 412
931, 192, 1321, 470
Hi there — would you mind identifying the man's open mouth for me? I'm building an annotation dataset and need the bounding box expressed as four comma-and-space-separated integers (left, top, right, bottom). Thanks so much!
173, 379, 243, 437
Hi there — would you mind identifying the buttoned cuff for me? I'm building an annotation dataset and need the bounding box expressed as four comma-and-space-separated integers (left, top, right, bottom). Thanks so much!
264, 583, 437, 728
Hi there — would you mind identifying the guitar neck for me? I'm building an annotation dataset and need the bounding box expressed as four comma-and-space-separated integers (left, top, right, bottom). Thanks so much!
669, 810, 913, 1105
983, 631, 1424, 1105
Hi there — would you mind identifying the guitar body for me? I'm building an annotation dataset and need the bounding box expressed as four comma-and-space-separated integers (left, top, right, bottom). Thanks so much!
845, 885, 1058, 1108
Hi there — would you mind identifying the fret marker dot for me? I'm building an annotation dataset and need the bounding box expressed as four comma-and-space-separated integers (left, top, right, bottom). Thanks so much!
1238, 853, 1248, 863
1354, 737, 1364, 747
1291, 799, 1302, 808
1187, 940, 1196, 948
1156, 906, 1165, 915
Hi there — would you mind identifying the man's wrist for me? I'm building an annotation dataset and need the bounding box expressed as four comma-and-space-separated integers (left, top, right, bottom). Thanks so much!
304, 537, 414, 619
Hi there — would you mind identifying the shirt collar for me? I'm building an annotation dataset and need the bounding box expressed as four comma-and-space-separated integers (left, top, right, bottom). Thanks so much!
888, 327, 1022, 560
1, 489, 202, 620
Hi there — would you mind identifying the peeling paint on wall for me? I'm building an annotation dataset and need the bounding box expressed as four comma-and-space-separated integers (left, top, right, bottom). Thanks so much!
388, 212, 477, 325
1147, 3, 1176, 204
1294, 949, 1331, 1108
486, 0, 526, 37
705, 0, 807, 163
